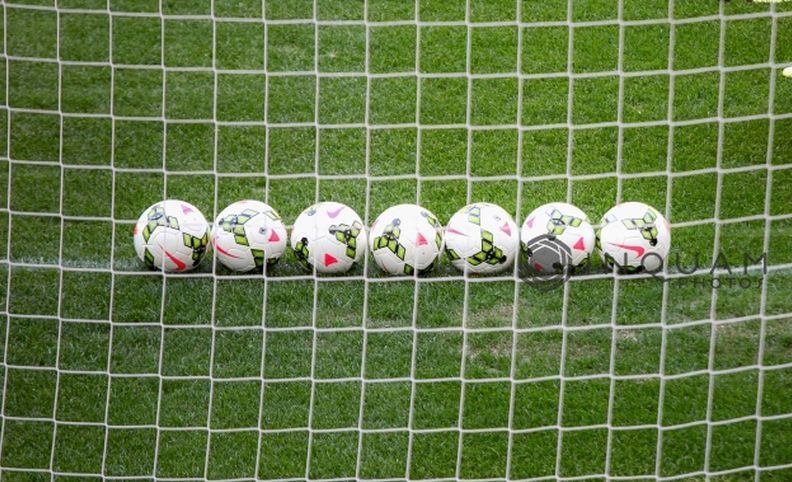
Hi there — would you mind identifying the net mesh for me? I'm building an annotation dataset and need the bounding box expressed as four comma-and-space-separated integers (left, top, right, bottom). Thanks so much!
1, 0, 792, 480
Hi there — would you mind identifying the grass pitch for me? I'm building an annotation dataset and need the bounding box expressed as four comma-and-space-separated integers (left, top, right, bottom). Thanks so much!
2, 0, 792, 479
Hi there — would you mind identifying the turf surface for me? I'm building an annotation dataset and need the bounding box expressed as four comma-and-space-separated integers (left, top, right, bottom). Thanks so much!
2, 0, 792, 479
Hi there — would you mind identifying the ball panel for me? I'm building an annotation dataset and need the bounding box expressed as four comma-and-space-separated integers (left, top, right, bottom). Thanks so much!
290, 202, 366, 274
213, 229, 258, 272
445, 203, 518, 274
369, 204, 443, 275
133, 200, 210, 272
520, 202, 595, 274
597, 202, 671, 273
213, 200, 287, 271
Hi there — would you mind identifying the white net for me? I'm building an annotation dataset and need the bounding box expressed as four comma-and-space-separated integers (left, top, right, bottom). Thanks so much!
1, 0, 792, 480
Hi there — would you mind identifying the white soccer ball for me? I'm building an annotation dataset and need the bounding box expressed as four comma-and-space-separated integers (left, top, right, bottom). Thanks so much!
290, 202, 366, 274
212, 200, 287, 272
369, 204, 444, 275
444, 202, 519, 274
133, 200, 210, 272
520, 202, 596, 274
597, 201, 671, 273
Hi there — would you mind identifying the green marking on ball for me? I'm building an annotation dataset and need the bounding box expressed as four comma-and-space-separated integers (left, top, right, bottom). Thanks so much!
373, 219, 407, 261
294, 238, 311, 268
219, 208, 260, 247
330, 220, 363, 260
142, 205, 180, 242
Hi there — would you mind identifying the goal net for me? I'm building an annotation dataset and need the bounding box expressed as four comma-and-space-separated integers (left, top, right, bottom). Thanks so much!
1, 0, 792, 479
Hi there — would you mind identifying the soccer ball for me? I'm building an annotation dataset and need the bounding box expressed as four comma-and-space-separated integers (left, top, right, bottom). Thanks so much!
444, 202, 519, 274
520, 202, 595, 274
290, 202, 366, 274
133, 200, 210, 272
597, 202, 671, 273
212, 200, 287, 272
369, 204, 443, 275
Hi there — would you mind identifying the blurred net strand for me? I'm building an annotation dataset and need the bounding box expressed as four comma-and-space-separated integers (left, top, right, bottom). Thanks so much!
553, 0, 576, 477
453, 0, 474, 476
505, 0, 527, 477
302, 0, 322, 478
194, 0, 236, 479
0, 0, 791, 480
3, 355, 792, 392
706, 0, 734, 476
404, 0, 427, 476
402, 0, 419, 475
148, 0, 173, 479
702, 2, 731, 469
708, 0, 776, 479
0, 254, 788, 290
4, 408, 792, 437
753, 0, 781, 478
2, 0, 788, 26
3, 157, 788, 185
604, 0, 628, 476
2, 299, 790, 340
251, 0, 271, 480
656, 0, 679, 475
4, 58, 791, 84
0, 0, 12, 474
97, 0, 117, 476
45, 0, 66, 475
5, 96, 791, 116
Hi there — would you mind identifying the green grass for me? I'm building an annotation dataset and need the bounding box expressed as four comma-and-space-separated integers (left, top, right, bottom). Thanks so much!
2, 0, 792, 480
